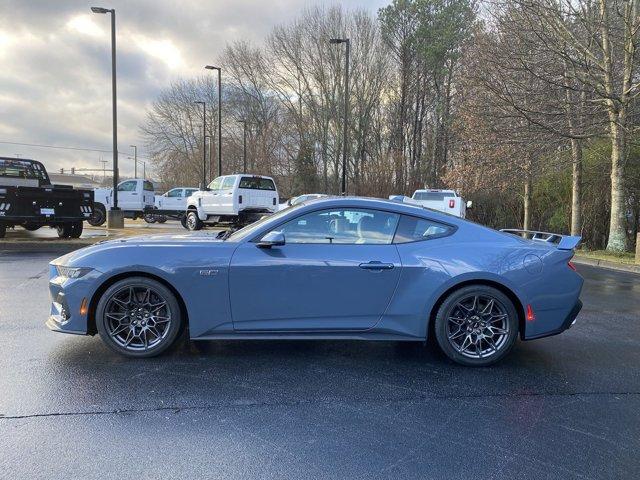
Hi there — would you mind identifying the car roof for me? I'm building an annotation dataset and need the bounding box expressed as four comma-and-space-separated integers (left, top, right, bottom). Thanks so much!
299, 196, 465, 225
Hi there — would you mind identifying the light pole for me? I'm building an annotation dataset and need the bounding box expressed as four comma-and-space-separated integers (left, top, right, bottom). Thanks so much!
237, 120, 247, 173
194, 101, 207, 187
329, 38, 350, 196
205, 65, 222, 177
92, 6, 123, 227
130, 145, 137, 178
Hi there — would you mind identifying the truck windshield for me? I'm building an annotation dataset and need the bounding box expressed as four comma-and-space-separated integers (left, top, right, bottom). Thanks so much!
413, 192, 452, 201
0, 159, 49, 182
239, 177, 276, 191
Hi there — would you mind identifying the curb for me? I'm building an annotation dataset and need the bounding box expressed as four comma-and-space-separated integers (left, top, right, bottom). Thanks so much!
573, 256, 640, 274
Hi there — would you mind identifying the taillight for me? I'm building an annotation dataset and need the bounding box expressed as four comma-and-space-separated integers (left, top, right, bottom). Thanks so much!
449, 199, 455, 208
526, 304, 536, 321
239, 195, 243, 204
567, 261, 577, 271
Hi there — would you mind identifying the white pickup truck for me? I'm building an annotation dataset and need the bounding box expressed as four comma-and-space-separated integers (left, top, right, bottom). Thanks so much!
144, 187, 199, 224
389, 189, 472, 218
185, 174, 278, 230
88, 179, 155, 226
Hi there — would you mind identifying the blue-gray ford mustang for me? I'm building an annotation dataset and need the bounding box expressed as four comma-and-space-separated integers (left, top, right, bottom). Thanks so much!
47, 197, 583, 366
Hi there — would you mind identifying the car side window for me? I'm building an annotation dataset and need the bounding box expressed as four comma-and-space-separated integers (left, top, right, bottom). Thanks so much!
221, 177, 236, 190
117, 180, 136, 192
393, 215, 454, 243
185, 189, 197, 197
166, 189, 182, 198
276, 208, 400, 245
208, 177, 223, 190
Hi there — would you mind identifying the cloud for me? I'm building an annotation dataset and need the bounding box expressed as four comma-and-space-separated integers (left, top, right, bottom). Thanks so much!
0, 0, 387, 178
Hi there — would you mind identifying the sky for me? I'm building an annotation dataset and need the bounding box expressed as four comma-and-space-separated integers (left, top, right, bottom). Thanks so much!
0, 0, 387, 179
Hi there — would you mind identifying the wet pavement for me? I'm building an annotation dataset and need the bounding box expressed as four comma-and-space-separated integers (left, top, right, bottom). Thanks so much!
0, 250, 638, 479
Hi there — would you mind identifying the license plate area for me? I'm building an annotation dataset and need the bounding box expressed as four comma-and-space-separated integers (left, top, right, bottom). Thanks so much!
40, 208, 55, 216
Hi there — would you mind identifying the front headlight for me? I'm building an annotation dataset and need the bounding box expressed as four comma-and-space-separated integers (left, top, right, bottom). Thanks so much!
55, 266, 93, 279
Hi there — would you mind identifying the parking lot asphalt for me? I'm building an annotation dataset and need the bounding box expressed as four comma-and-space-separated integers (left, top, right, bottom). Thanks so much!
0, 249, 638, 479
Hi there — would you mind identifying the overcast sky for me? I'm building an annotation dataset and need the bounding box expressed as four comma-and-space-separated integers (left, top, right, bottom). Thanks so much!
0, 0, 386, 178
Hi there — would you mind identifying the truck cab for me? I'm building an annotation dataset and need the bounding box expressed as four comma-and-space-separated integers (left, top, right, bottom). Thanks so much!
185, 174, 278, 230
90, 179, 155, 226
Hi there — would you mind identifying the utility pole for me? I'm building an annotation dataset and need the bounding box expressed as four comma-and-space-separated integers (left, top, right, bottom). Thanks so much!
92, 6, 123, 227
195, 101, 207, 187
204, 65, 223, 177
329, 38, 350, 195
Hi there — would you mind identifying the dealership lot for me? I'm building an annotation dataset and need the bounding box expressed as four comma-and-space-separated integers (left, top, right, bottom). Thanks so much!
0, 250, 638, 479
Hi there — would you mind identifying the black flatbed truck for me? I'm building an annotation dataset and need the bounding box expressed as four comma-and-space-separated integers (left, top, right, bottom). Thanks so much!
0, 157, 94, 239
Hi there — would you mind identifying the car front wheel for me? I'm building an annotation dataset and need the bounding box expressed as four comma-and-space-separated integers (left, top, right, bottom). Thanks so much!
96, 277, 183, 358
434, 285, 518, 366
185, 211, 203, 231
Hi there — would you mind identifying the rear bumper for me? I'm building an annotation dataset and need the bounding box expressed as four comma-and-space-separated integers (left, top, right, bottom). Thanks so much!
524, 299, 582, 340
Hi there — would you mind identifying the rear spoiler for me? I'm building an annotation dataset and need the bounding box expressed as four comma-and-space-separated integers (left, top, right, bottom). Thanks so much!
500, 229, 581, 251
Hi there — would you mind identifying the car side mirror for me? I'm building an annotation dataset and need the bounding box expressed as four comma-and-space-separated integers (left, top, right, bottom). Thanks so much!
287, 199, 293, 206
466, 200, 473, 209
257, 231, 285, 248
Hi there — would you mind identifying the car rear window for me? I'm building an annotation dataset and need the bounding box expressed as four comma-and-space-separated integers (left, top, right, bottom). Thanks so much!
239, 177, 275, 191
413, 192, 453, 201
143, 180, 155, 191
393, 215, 454, 243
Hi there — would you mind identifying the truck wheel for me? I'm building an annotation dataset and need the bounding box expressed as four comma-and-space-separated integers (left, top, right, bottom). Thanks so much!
56, 223, 73, 238
143, 213, 157, 224
180, 215, 188, 229
88, 204, 106, 227
23, 223, 41, 231
157, 216, 167, 224
185, 211, 203, 231
0, 224, 5, 238
70, 221, 83, 238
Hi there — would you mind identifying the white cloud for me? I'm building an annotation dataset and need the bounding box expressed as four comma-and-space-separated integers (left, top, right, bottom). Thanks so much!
66, 14, 105, 38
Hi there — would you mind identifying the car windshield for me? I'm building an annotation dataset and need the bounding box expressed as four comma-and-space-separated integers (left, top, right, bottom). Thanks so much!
226, 204, 304, 242
0, 159, 48, 182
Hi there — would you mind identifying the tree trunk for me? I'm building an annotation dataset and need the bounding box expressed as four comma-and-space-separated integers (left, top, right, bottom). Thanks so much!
606, 117, 627, 251
570, 138, 582, 236
523, 173, 532, 231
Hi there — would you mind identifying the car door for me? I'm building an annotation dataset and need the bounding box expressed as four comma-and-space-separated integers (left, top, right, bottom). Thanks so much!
163, 188, 184, 210
219, 176, 236, 214
228, 207, 402, 331
116, 180, 138, 210
203, 177, 223, 213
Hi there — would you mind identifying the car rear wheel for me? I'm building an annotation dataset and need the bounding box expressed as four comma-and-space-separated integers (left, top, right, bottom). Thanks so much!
434, 285, 518, 367
23, 223, 41, 231
185, 211, 203, 231
96, 277, 183, 358
0, 223, 5, 238
88, 203, 106, 227
143, 213, 157, 224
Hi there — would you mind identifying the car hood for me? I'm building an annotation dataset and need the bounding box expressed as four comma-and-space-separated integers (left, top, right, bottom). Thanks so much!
52, 232, 229, 267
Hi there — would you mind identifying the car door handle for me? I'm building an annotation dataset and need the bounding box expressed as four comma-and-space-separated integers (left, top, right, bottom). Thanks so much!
359, 261, 394, 270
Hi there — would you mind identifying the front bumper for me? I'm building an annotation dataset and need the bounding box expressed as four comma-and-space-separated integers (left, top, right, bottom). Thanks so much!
46, 265, 102, 335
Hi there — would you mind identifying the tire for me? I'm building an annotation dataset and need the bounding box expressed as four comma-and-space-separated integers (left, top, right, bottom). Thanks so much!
56, 223, 73, 238
434, 285, 518, 367
0, 223, 5, 238
185, 211, 203, 231
23, 223, 41, 231
88, 203, 106, 227
143, 213, 157, 224
180, 214, 188, 229
157, 216, 167, 224
95, 277, 183, 358
69, 221, 83, 238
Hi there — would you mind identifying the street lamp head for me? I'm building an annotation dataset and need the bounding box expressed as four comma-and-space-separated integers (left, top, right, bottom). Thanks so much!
205, 65, 220, 71
194, 101, 205, 105
329, 38, 347, 44
91, 6, 111, 13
